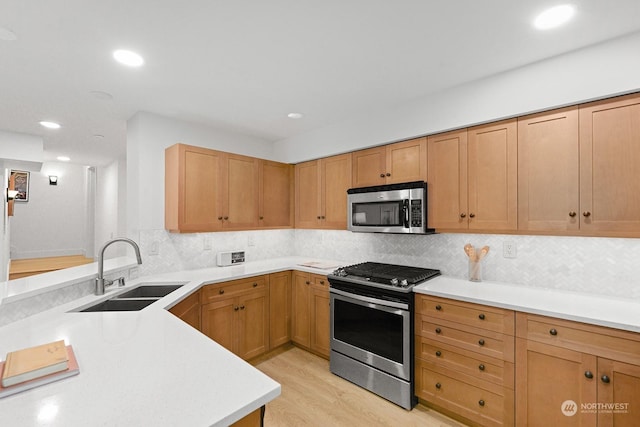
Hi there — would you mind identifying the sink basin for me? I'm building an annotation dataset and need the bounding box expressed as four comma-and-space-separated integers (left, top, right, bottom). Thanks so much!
114, 284, 184, 299
79, 298, 157, 312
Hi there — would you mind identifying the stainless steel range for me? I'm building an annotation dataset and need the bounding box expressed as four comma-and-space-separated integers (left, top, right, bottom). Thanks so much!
328, 262, 441, 410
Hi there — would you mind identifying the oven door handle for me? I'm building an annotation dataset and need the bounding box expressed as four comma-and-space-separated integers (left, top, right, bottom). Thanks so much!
330, 288, 409, 310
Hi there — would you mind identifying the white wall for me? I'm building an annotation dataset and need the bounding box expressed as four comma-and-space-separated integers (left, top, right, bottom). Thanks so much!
0, 131, 43, 172
274, 31, 640, 163
10, 162, 92, 259
95, 160, 124, 258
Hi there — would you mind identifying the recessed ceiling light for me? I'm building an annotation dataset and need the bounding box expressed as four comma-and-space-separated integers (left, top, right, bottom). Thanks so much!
113, 49, 144, 67
0, 26, 17, 41
39, 121, 61, 129
534, 4, 575, 30
57, 156, 71, 162
287, 113, 304, 119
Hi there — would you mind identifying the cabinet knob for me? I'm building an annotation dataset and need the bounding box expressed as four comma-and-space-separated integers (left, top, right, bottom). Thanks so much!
253, 283, 258, 287
317, 216, 321, 219
435, 305, 442, 311
320, 280, 325, 285
435, 328, 442, 334
240, 305, 245, 310
234, 306, 239, 311
478, 314, 485, 320
305, 281, 310, 285
469, 213, 476, 218
435, 382, 441, 389
218, 216, 223, 220
460, 213, 466, 218
321, 216, 325, 219
259, 216, 264, 220
549, 328, 558, 336
386, 173, 391, 177
585, 371, 594, 379
380, 173, 386, 178
583, 211, 591, 217
223, 216, 229, 220
478, 339, 485, 346
435, 351, 442, 357
479, 364, 485, 371
219, 289, 225, 294
478, 400, 485, 407
569, 211, 577, 217
601, 375, 611, 384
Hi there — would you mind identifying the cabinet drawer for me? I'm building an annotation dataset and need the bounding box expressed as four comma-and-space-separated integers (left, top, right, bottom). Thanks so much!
416, 362, 514, 427
417, 317, 514, 362
202, 276, 267, 303
516, 312, 640, 365
416, 336, 514, 389
416, 295, 514, 335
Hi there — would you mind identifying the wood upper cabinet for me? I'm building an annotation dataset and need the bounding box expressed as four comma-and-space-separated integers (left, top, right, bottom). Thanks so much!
427, 129, 468, 229
518, 107, 580, 232
467, 119, 518, 231
259, 160, 294, 228
166, 144, 224, 232
295, 153, 352, 229
165, 143, 293, 232
579, 93, 640, 234
352, 137, 427, 187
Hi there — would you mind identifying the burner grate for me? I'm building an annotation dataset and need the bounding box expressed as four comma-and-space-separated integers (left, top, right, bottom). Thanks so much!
343, 262, 440, 285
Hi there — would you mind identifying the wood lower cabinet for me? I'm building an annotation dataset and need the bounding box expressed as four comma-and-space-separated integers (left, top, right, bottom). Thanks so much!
168, 290, 201, 331
352, 137, 427, 187
415, 295, 515, 427
291, 271, 330, 358
269, 271, 292, 349
516, 312, 640, 426
201, 276, 269, 360
295, 153, 352, 230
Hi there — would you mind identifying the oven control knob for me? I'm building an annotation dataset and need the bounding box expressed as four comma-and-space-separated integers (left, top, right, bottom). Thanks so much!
400, 279, 408, 287
390, 278, 399, 286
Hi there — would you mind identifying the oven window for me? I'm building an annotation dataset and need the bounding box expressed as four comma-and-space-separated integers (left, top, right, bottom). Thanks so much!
333, 299, 404, 363
352, 201, 403, 226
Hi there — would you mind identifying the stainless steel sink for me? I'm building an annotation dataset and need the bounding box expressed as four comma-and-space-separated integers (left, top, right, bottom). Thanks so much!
79, 298, 157, 312
114, 284, 184, 299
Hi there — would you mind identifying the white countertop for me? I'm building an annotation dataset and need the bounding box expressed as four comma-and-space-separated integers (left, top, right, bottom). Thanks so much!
414, 276, 640, 333
0, 256, 342, 426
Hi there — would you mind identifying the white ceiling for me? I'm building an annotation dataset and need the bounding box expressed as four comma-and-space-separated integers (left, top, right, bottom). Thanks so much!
1, 0, 640, 166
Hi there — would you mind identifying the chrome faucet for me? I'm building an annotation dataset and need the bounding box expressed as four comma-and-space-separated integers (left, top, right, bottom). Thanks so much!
95, 238, 143, 295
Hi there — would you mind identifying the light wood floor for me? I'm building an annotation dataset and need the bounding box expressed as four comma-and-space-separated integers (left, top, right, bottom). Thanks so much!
252, 345, 466, 427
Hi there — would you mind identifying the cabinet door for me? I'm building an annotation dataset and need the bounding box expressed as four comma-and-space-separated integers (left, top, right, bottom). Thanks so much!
238, 290, 269, 360
291, 272, 311, 347
259, 160, 293, 228
320, 153, 352, 230
579, 94, 640, 234
518, 108, 580, 231
386, 137, 427, 184
295, 160, 321, 228
169, 291, 201, 331
310, 285, 330, 358
597, 358, 640, 427
468, 119, 518, 231
516, 338, 597, 426
202, 298, 237, 354
269, 272, 291, 349
352, 146, 387, 188
223, 153, 260, 229
427, 130, 468, 229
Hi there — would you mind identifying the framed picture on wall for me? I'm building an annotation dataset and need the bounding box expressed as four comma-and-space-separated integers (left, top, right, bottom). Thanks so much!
11, 170, 29, 202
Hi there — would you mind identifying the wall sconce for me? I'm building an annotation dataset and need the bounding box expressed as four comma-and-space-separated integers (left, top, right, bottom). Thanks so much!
6, 189, 19, 200
49, 176, 58, 185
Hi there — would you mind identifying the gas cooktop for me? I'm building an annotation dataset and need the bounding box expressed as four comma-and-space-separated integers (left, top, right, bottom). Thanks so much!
329, 261, 441, 291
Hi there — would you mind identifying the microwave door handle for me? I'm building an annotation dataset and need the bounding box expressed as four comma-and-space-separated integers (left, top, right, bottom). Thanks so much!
403, 199, 410, 228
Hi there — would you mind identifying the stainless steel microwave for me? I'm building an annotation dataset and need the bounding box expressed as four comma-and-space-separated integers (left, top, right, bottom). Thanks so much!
347, 181, 433, 234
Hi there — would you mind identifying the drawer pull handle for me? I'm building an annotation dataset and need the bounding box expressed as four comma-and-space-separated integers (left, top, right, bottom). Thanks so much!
479, 364, 485, 371
435, 351, 442, 357
601, 375, 610, 384
585, 371, 594, 379
478, 400, 485, 407
435, 383, 441, 389
219, 289, 225, 294
478, 314, 485, 320
435, 328, 442, 334
253, 283, 258, 287
435, 305, 442, 311
549, 328, 558, 336
478, 339, 485, 346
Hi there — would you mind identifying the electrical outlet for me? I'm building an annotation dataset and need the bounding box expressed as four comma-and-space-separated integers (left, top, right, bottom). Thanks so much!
503, 241, 517, 258
149, 241, 159, 256
203, 235, 212, 250
247, 234, 255, 247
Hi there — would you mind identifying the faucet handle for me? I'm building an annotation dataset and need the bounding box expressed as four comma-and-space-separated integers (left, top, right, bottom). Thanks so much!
114, 277, 126, 287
